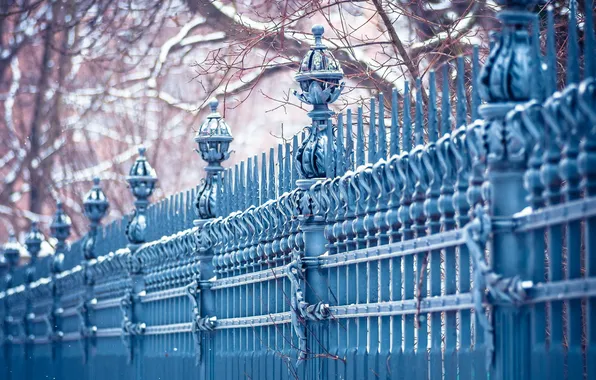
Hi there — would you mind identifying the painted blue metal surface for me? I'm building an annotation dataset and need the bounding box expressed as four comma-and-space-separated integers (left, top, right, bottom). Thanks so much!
0, 2, 595, 379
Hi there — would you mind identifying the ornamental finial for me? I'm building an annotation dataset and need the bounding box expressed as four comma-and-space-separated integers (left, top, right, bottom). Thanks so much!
478, 0, 541, 167
293, 24, 345, 181
82, 177, 109, 260
312, 25, 324, 47
194, 98, 233, 222
209, 98, 219, 113
3, 232, 22, 269
126, 145, 157, 250
50, 200, 71, 274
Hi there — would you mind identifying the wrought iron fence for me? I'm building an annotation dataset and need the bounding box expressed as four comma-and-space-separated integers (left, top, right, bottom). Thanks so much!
1, 1, 595, 379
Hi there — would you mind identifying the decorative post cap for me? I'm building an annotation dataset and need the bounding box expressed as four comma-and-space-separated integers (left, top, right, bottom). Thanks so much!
294, 25, 344, 106
3, 232, 22, 268
293, 25, 345, 180
126, 146, 158, 201
83, 177, 110, 226
126, 146, 157, 248
50, 200, 71, 274
478, 0, 539, 106
50, 201, 72, 241
194, 98, 233, 172
25, 221, 44, 261
194, 98, 234, 221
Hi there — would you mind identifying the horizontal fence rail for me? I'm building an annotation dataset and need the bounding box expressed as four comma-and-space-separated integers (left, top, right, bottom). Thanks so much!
1, 1, 595, 380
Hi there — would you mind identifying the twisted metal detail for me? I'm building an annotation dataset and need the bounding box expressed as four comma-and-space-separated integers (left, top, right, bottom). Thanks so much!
464, 204, 532, 370
186, 280, 217, 365
286, 250, 330, 365
120, 290, 145, 363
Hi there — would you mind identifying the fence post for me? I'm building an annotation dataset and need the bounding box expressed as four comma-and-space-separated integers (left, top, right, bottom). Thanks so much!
125, 146, 157, 379
292, 25, 344, 379
0, 248, 7, 380
81, 178, 109, 376
24, 221, 43, 380
49, 201, 72, 380
193, 98, 234, 378
478, 0, 537, 378
1, 234, 21, 380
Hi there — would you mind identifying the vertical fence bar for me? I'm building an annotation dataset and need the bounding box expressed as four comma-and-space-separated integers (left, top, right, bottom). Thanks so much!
456, 55, 468, 128
277, 145, 283, 197
368, 97, 377, 164
585, 0, 595, 78
390, 88, 400, 157
472, 46, 480, 120
337, 113, 345, 176
284, 143, 291, 192
403, 81, 411, 151
567, 0, 579, 85
346, 109, 354, 171
292, 135, 299, 187
261, 153, 267, 205
415, 79, 423, 146
269, 148, 275, 200
441, 64, 451, 136
357, 105, 365, 167
378, 93, 387, 160
546, 6, 557, 96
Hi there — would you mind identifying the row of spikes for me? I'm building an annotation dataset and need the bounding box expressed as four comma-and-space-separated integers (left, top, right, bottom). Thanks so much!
143, 186, 199, 243
65, 0, 593, 264
536, 1, 594, 101
211, 0, 593, 220
214, 137, 302, 218
212, 49, 482, 219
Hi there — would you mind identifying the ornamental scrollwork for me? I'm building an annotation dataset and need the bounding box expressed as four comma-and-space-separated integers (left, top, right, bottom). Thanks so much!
464, 204, 533, 370
285, 250, 330, 365
120, 290, 145, 363
186, 280, 217, 365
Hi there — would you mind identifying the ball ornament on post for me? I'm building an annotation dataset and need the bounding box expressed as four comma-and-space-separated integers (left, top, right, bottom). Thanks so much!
82, 177, 109, 260
24, 221, 44, 282
194, 98, 233, 223
293, 25, 344, 181
126, 146, 158, 250
50, 201, 71, 274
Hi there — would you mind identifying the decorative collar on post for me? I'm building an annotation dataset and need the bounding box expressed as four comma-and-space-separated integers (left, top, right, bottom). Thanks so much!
50, 200, 71, 275
293, 25, 344, 185
478, 0, 539, 167
82, 177, 109, 260
126, 146, 157, 252
194, 98, 233, 225
24, 221, 44, 283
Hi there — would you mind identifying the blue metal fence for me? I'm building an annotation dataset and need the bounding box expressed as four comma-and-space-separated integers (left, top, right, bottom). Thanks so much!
1, 0, 595, 379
